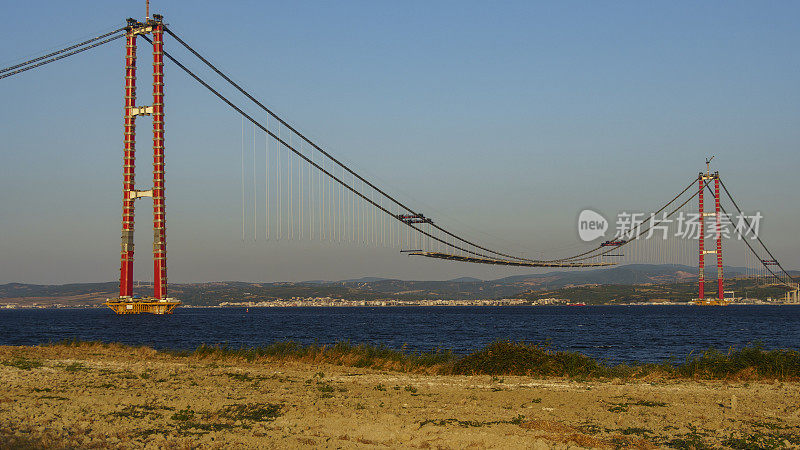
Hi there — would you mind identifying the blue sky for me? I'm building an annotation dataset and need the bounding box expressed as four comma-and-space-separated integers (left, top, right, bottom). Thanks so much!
1, 1, 798, 283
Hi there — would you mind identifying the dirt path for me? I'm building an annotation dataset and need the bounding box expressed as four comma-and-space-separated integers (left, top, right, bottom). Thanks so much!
1, 345, 798, 449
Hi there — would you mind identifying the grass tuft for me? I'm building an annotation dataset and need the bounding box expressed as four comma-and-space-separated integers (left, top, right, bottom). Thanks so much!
2, 357, 43, 370
112, 403, 167, 419
225, 372, 253, 382
62, 362, 88, 372
676, 343, 800, 380
219, 403, 282, 422
171, 407, 195, 422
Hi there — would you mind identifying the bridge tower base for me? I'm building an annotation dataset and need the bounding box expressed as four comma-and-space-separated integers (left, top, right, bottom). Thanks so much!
105, 298, 180, 314
787, 284, 800, 304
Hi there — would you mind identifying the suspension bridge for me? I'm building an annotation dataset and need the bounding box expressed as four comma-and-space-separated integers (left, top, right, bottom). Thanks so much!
1, 13, 797, 313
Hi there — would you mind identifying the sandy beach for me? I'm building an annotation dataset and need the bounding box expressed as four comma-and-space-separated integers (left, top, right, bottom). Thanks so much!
1, 344, 799, 449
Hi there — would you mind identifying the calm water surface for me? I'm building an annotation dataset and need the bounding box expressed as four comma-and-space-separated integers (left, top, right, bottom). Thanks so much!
1, 305, 798, 364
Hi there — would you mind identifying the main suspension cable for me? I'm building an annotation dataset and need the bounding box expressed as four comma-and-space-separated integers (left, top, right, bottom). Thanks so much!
0, 27, 125, 75
561, 179, 707, 263
162, 26, 552, 263
152, 31, 719, 269
713, 179, 795, 285
143, 35, 513, 261
0, 31, 125, 80
555, 176, 699, 262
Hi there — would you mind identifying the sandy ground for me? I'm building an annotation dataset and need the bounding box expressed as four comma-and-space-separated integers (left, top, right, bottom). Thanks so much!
1, 345, 799, 449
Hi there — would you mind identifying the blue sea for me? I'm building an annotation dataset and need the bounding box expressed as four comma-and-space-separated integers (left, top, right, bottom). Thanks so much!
1, 305, 798, 364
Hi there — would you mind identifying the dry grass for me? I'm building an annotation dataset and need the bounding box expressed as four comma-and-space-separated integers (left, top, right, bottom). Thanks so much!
519, 421, 643, 449
519, 419, 577, 434
40, 339, 800, 381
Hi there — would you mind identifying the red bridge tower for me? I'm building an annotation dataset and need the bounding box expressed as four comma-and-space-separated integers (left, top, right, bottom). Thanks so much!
106, 14, 179, 314
695, 168, 726, 305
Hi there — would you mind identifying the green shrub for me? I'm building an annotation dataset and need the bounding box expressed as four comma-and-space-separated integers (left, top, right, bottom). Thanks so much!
677, 343, 800, 379
448, 341, 607, 377
219, 403, 282, 422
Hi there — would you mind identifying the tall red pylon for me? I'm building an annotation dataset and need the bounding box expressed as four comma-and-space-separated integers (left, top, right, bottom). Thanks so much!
695, 169, 725, 305
106, 14, 179, 314
152, 20, 167, 300
698, 174, 705, 300
119, 22, 137, 299
715, 176, 723, 301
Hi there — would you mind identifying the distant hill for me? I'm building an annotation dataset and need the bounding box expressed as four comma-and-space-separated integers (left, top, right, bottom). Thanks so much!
339, 277, 390, 283
494, 264, 750, 286
0, 282, 119, 298
448, 277, 483, 283
1, 264, 795, 307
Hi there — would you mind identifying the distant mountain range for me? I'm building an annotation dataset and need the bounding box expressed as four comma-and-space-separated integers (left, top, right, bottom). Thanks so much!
1, 264, 796, 307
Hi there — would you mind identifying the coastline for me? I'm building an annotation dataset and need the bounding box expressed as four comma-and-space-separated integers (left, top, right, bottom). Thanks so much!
3, 301, 800, 310
2, 343, 799, 449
